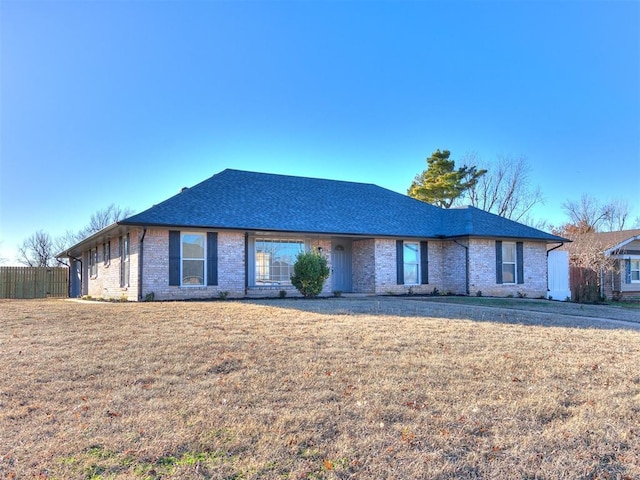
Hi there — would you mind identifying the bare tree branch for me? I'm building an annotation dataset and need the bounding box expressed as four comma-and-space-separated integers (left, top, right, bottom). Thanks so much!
601, 199, 630, 231
76, 204, 135, 240
562, 193, 612, 233
459, 154, 544, 222
17, 230, 59, 267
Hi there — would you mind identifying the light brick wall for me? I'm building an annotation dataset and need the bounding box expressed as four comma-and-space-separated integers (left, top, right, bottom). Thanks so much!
468, 239, 548, 298
352, 239, 376, 293
142, 229, 246, 301
84, 230, 552, 300
427, 241, 444, 291
373, 239, 434, 295
85, 229, 140, 301
441, 240, 468, 294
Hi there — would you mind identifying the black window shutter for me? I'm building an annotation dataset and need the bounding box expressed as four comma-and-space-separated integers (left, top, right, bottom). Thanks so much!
516, 242, 524, 284
626, 259, 632, 284
396, 240, 404, 285
495, 241, 503, 284
420, 241, 429, 284
169, 231, 180, 286
207, 232, 218, 286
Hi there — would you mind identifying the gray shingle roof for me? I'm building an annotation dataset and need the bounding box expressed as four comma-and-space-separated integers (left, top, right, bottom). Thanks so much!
120, 169, 565, 242
441, 206, 566, 241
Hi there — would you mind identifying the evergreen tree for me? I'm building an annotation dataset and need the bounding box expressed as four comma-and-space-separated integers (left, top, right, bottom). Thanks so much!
408, 149, 486, 208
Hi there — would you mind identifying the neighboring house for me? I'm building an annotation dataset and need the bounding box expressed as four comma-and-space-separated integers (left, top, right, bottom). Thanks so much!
563, 229, 640, 302
57, 169, 567, 301
594, 229, 640, 300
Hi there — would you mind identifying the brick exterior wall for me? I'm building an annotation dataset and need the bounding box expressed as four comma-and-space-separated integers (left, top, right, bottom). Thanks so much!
441, 240, 468, 295
372, 239, 433, 295
85, 228, 140, 301
368, 238, 548, 298
82, 228, 552, 301
143, 229, 245, 301
468, 239, 548, 298
352, 239, 376, 293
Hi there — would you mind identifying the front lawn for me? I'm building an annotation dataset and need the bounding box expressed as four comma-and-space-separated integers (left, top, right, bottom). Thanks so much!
1, 299, 639, 479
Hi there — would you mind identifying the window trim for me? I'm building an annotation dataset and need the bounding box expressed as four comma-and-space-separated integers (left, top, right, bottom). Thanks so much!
120, 234, 130, 287
180, 232, 207, 287
103, 241, 111, 267
631, 259, 640, 283
403, 241, 420, 285
501, 241, 517, 285
249, 237, 307, 287
89, 248, 98, 278
496, 240, 524, 285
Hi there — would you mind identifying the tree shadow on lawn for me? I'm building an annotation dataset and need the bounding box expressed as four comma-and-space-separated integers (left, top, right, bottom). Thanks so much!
243, 295, 640, 331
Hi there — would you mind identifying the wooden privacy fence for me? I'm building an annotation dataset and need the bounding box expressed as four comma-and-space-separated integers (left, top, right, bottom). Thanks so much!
0, 267, 68, 299
569, 266, 599, 303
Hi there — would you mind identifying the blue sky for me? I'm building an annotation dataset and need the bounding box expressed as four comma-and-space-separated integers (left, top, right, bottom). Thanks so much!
1, 0, 639, 264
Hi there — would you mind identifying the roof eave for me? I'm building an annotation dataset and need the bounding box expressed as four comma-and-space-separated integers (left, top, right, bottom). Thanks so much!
604, 234, 640, 256
56, 222, 124, 259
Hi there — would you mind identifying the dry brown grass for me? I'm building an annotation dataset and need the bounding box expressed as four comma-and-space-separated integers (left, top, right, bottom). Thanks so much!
1, 298, 639, 479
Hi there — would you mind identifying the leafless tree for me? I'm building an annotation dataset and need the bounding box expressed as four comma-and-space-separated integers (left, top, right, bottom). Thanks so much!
519, 215, 553, 232
76, 204, 134, 239
561, 195, 631, 233
17, 230, 59, 267
601, 199, 630, 231
459, 153, 544, 222
561, 194, 609, 233
17, 205, 134, 268
561, 230, 621, 302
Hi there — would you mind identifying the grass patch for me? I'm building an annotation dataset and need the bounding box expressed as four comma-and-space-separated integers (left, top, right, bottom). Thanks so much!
615, 301, 640, 309
1, 298, 639, 479
416, 295, 640, 322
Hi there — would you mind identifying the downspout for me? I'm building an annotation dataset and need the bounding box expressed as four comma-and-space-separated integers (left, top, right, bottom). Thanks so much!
453, 239, 469, 295
244, 233, 249, 295
138, 227, 147, 301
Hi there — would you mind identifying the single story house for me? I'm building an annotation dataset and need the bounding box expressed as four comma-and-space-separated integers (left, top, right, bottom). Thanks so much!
57, 169, 567, 301
570, 229, 640, 301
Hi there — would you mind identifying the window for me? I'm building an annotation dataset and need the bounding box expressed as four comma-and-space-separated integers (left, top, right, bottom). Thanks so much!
103, 241, 110, 266
120, 234, 130, 287
403, 242, 420, 285
89, 248, 98, 278
169, 231, 217, 287
396, 240, 428, 286
631, 260, 640, 282
502, 242, 517, 284
254, 238, 304, 285
182, 233, 206, 286
496, 240, 524, 285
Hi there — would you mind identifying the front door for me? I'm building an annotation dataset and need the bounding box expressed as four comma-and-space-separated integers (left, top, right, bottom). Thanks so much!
331, 240, 352, 292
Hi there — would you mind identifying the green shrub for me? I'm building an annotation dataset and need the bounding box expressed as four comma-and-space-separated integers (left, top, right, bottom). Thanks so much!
290, 250, 330, 298
279, 289, 287, 298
